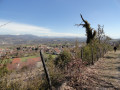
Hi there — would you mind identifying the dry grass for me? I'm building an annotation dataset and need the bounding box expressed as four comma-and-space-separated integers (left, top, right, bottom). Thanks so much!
61, 50, 120, 90
80, 50, 120, 89
1, 50, 120, 89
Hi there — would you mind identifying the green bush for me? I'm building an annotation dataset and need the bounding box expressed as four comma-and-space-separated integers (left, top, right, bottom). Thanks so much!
0, 65, 8, 77
46, 59, 65, 88
81, 39, 112, 65
82, 45, 92, 64
54, 48, 72, 69
48, 54, 53, 60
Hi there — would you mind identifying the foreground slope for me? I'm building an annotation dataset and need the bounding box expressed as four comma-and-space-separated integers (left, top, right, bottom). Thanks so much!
60, 50, 120, 89
84, 50, 120, 89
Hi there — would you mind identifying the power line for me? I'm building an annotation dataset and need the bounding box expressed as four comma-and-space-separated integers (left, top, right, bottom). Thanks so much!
0, 21, 11, 28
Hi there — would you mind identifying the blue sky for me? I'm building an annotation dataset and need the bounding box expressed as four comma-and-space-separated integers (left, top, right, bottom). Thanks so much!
0, 0, 120, 38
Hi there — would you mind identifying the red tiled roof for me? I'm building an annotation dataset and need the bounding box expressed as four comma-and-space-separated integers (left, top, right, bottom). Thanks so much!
54, 48, 61, 53
12, 58, 21, 64
7, 57, 41, 70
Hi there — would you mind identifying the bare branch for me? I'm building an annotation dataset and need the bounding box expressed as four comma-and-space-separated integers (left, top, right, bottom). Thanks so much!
0, 21, 11, 28
80, 14, 85, 22
74, 24, 84, 26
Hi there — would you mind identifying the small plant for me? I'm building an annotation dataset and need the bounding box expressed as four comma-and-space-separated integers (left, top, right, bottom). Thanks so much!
54, 48, 72, 69
0, 64, 8, 77
48, 54, 53, 60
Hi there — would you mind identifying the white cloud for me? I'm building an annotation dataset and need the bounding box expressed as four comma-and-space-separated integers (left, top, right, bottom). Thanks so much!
0, 20, 50, 33
0, 20, 83, 37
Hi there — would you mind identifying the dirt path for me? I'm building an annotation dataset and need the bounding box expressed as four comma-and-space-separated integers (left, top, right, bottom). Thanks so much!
60, 51, 120, 90
88, 50, 120, 89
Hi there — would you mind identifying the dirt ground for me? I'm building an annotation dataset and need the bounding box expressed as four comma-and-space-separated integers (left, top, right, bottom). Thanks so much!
84, 50, 120, 89
59, 50, 120, 90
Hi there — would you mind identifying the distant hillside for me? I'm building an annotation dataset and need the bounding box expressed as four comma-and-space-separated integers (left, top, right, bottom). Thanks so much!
0, 34, 86, 45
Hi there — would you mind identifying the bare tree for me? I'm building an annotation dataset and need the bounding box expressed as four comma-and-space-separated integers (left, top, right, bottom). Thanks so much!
97, 24, 105, 43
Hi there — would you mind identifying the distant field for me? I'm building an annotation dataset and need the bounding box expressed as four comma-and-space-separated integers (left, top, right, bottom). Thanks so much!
0, 55, 39, 65
44, 53, 57, 58
21, 56, 37, 62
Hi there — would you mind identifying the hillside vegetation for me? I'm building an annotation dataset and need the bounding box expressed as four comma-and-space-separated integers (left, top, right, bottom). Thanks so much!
0, 14, 119, 89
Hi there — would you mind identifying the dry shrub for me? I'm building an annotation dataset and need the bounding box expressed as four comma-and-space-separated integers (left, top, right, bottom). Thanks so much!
64, 58, 86, 89
54, 48, 72, 69
47, 59, 66, 88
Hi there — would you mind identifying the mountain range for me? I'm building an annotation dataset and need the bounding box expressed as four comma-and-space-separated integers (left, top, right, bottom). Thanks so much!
0, 34, 86, 45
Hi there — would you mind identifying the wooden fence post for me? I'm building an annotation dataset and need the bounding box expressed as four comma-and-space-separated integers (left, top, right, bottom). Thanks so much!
105, 48, 107, 54
97, 48, 99, 61
81, 48, 83, 59
99, 48, 101, 58
91, 47, 94, 65
40, 50, 52, 90
103, 47, 105, 55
